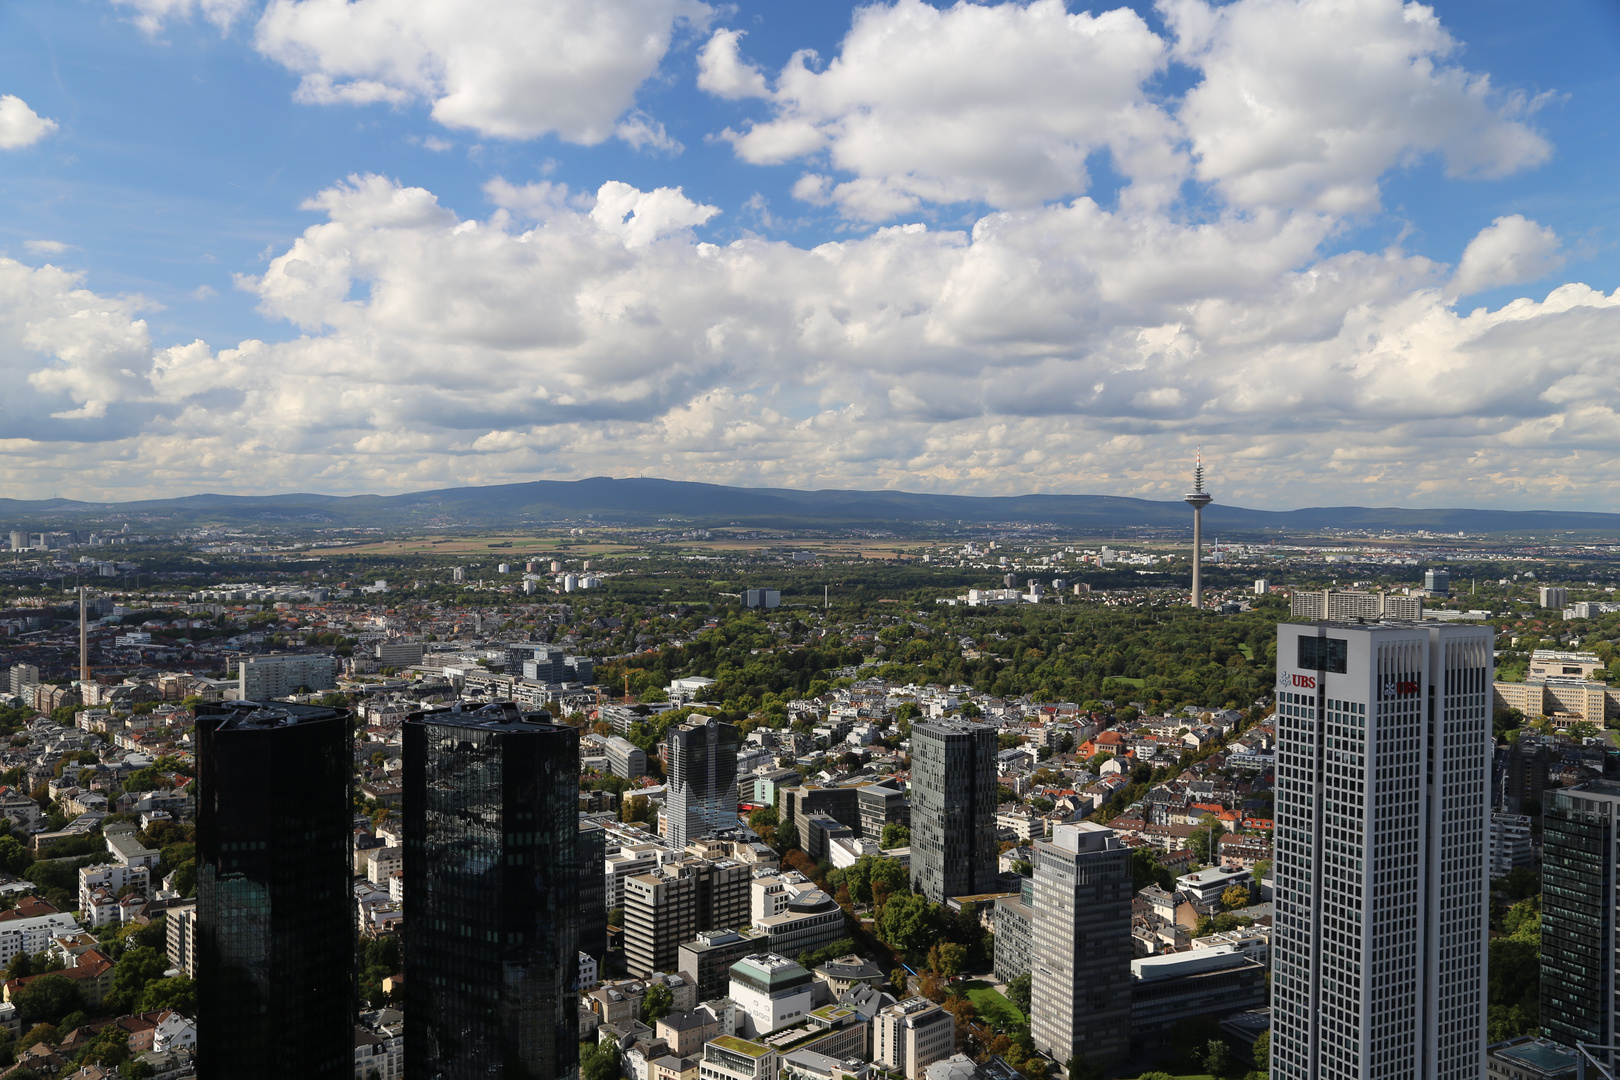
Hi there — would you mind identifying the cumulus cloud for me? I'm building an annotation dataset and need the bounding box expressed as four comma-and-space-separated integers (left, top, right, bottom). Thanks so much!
253, 0, 710, 143
0, 96, 58, 150
1451, 215, 1564, 298
1166, 0, 1552, 212
701, 0, 1549, 221
7, 171, 1620, 506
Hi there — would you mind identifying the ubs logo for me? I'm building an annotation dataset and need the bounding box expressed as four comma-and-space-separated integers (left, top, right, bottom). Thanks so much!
1291, 674, 1316, 689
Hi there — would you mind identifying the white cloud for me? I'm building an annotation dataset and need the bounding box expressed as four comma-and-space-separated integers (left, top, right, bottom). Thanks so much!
8, 173, 1620, 507
703, 0, 1549, 222
23, 240, 73, 255
253, 0, 710, 143
1451, 215, 1564, 298
1166, 0, 1551, 212
111, 0, 252, 34
0, 96, 59, 150
614, 112, 683, 155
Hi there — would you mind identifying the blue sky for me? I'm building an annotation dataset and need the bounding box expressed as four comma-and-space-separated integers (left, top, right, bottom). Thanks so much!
3, 0, 1620, 508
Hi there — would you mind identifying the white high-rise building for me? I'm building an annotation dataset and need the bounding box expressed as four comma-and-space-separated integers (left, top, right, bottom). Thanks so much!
1271, 620, 1491, 1080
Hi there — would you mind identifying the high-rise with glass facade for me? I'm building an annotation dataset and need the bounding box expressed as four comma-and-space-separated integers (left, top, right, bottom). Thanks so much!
404, 702, 581, 1080
195, 700, 353, 1080
666, 716, 739, 847
1028, 822, 1132, 1070
910, 720, 998, 902
1270, 621, 1491, 1080
1541, 779, 1620, 1047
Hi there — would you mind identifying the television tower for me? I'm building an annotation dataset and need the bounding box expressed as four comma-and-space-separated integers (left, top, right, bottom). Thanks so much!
79, 585, 89, 685
1184, 449, 1213, 609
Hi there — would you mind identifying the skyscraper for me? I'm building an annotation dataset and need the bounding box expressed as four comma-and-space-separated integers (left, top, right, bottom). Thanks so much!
404, 702, 581, 1080
1271, 620, 1491, 1080
195, 700, 353, 1079
1184, 449, 1213, 609
1028, 823, 1132, 1071
1540, 779, 1620, 1048
666, 716, 740, 847
910, 720, 998, 902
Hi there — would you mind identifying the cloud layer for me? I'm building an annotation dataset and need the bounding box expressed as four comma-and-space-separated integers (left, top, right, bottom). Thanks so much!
0, 96, 58, 150
2, 0, 1600, 507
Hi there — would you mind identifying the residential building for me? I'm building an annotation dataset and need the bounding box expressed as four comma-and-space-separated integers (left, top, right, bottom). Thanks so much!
608, 843, 669, 912
607, 737, 650, 779
403, 702, 581, 1080
237, 653, 338, 700
1539, 587, 1569, 610
0, 912, 80, 969
78, 864, 150, 927
812, 956, 885, 997
872, 998, 954, 1080
623, 858, 749, 977
910, 721, 998, 902
1270, 621, 1492, 1080
666, 718, 741, 847
7, 665, 38, 696
1174, 866, 1254, 907
196, 699, 353, 1080
1489, 813, 1534, 878
658, 1009, 723, 1057
729, 953, 815, 1038
166, 904, 196, 977
1029, 823, 1132, 1070
1290, 590, 1423, 621
991, 879, 1034, 985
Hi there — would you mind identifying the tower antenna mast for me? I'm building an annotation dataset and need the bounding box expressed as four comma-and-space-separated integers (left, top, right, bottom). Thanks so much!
1184, 448, 1214, 609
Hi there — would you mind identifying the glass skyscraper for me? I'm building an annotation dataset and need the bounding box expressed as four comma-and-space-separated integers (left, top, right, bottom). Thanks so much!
195, 700, 353, 1079
404, 702, 581, 1080
910, 720, 998, 903
665, 716, 740, 847
1541, 779, 1620, 1047
1271, 621, 1491, 1080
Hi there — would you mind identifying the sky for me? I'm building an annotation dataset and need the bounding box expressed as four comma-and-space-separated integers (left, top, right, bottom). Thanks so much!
3, 0, 1620, 510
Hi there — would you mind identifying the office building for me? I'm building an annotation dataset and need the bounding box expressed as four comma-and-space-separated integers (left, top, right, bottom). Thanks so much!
1029, 823, 1132, 1070
1489, 813, 1533, 878
680, 929, 766, 1002
781, 786, 862, 851
606, 736, 649, 779
623, 857, 749, 977
1540, 779, 1620, 1048
873, 998, 955, 1080
1493, 678, 1619, 728
166, 903, 197, 978
580, 819, 608, 962
666, 717, 740, 847
1529, 650, 1604, 680
856, 784, 909, 840
375, 641, 424, 667
1539, 586, 1569, 610
237, 653, 337, 700
195, 700, 353, 1079
729, 953, 815, 1038
756, 887, 844, 959
1290, 590, 1423, 621
910, 721, 998, 902
1424, 569, 1451, 596
1271, 620, 1492, 1080
743, 590, 781, 609
991, 878, 1035, 985
403, 702, 581, 1080
1129, 946, 1267, 1039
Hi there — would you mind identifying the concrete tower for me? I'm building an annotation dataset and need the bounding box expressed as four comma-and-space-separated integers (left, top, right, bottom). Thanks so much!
1184, 449, 1213, 608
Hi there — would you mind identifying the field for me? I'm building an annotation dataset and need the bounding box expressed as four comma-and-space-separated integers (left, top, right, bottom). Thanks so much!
957, 980, 1023, 1023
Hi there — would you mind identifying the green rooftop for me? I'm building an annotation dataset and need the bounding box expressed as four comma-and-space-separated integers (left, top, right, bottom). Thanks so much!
711, 1037, 772, 1058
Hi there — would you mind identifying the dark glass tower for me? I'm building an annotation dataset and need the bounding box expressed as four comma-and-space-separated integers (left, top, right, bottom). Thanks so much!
910, 720, 998, 902
405, 702, 581, 1080
195, 700, 353, 1080
666, 716, 740, 847
579, 818, 607, 963
1541, 779, 1620, 1047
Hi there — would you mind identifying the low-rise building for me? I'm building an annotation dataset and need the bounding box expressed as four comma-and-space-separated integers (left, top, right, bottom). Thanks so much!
1128, 946, 1268, 1041
77, 864, 150, 928
680, 929, 768, 1003
730, 954, 816, 1039
699, 1036, 777, 1080
872, 997, 954, 1080
757, 890, 845, 961
1485, 1036, 1578, 1080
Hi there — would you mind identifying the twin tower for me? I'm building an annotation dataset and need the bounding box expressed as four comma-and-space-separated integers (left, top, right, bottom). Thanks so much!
195, 699, 582, 1079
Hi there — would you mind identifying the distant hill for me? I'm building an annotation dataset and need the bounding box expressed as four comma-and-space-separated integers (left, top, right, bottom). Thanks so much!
2, 476, 1618, 534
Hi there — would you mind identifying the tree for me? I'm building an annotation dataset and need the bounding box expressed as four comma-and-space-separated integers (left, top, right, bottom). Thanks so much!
20, 1022, 59, 1047
1065, 1055, 1103, 1080
1005, 973, 1031, 1016
621, 795, 654, 826
890, 967, 909, 996
1202, 1038, 1230, 1075
876, 893, 940, 958
138, 974, 195, 1015
880, 823, 910, 849
1251, 1031, 1270, 1072
1250, 859, 1272, 888
926, 942, 967, 977
1189, 813, 1225, 865
581, 1039, 621, 1080
1221, 885, 1251, 911
5, 952, 32, 981
1130, 847, 1173, 892
105, 945, 168, 1013
12, 974, 83, 1028
641, 983, 674, 1023
748, 805, 778, 846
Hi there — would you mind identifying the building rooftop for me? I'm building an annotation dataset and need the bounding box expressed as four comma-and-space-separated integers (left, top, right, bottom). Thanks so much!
407, 702, 568, 732
205, 700, 346, 731
710, 1036, 772, 1058
1490, 1037, 1579, 1076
